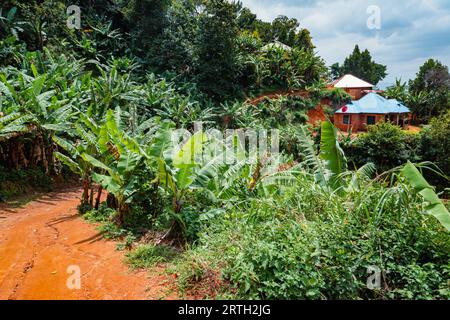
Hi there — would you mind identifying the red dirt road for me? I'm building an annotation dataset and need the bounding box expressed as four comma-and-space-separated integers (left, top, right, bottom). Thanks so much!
0, 189, 178, 300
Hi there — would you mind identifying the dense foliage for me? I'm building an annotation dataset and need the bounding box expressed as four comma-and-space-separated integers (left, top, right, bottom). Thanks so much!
344, 122, 420, 172
384, 60, 450, 123
0, 1, 449, 300
343, 121, 449, 192
331, 45, 387, 86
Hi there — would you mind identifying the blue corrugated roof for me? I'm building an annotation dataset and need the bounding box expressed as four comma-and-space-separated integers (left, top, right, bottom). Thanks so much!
335, 93, 410, 114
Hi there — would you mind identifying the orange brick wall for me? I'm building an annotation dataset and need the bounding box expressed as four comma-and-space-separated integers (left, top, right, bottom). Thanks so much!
334, 113, 385, 132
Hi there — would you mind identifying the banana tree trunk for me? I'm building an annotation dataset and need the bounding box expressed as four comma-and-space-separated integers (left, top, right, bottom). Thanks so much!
116, 199, 129, 226
81, 175, 90, 206
94, 185, 103, 210
89, 187, 94, 207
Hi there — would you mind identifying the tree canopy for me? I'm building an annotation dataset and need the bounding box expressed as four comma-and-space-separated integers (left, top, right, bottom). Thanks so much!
331, 45, 387, 85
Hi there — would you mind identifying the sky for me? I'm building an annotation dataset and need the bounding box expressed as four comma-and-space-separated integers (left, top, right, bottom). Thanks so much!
240, 0, 450, 88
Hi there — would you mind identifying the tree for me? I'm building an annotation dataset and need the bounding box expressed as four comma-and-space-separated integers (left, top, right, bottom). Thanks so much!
237, 7, 257, 30
410, 59, 450, 93
195, 0, 240, 99
271, 15, 299, 47
384, 79, 408, 102
5, 1, 67, 50
332, 45, 387, 85
294, 29, 314, 52
123, 0, 170, 60
330, 63, 341, 81
409, 59, 450, 120
418, 110, 450, 188
151, 0, 198, 76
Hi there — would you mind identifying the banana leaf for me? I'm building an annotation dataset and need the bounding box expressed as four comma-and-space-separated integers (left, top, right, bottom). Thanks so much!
402, 161, 450, 232
320, 121, 347, 189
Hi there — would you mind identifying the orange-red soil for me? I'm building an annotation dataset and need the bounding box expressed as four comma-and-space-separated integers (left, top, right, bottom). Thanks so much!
0, 188, 179, 300
307, 105, 327, 126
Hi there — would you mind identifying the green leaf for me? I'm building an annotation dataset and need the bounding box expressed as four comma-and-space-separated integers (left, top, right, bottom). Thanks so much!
31, 63, 39, 78
175, 164, 196, 190
7, 7, 17, 22
173, 131, 207, 167
402, 161, 450, 231
320, 121, 347, 188
92, 173, 121, 196
31, 75, 46, 97
55, 152, 81, 175
82, 153, 112, 173
53, 135, 79, 157
147, 121, 173, 158
297, 125, 326, 185
117, 152, 141, 175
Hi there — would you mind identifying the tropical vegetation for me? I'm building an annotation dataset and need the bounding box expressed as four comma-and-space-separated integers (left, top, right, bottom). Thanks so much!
0, 1, 449, 300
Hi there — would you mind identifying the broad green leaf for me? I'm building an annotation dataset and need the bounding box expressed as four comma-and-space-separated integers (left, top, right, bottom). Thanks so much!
92, 173, 121, 196
117, 152, 141, 175
82, 153, 112, 173
320, 121, 347, 188
55, 152, 81, 175
53, 135, 79, 157
402, 161, 450, 232
31, 63, 39, 78
7, 7, 17, 22
174, 131, 207, 167
175, 164, 196, 190
31, 75, 46, 97
147, 122, 173, 158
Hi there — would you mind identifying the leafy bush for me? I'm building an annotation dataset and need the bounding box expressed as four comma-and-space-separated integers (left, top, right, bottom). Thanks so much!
418, 111, 450, 189
83, 203, 116, 222
344, 122, 420, 172
175, 182, 450, 300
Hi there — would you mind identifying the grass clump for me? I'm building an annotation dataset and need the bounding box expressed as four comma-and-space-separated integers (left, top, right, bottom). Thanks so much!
126, 244, 178, 269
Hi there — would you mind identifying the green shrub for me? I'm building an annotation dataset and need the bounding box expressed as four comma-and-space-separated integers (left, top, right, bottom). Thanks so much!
126, 244, 178, 269
344, 122, 420, 172
175, 182, 450, 300
418, 111, 450, 189
83, 203, 116, 222
83, 202, 152, 245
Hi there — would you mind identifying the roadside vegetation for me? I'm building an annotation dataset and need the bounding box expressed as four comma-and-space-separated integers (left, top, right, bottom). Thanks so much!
0, 1, 449, 299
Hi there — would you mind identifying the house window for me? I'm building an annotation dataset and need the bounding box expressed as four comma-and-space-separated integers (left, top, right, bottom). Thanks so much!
343, 115, 351, 125
367, 116, 376, 125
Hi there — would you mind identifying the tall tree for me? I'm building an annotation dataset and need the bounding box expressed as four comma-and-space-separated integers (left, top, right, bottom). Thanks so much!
151, 0, 198, 76
332, 45, 387, 85
410, 59, 450, 93
123, 0, 170, 59
237, 7, 257, 30
195, 0, 239, 99
294, 29, 314, 52
271, 15, 298, 46
409, 59, 450, 120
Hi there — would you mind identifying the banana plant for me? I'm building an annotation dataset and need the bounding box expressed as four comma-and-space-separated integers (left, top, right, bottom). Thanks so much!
0, 66, 77, 173
0, 7, 28, 40
297, 121, 347, 190
53, 115, 102, 208
81, 109, 145, 224
83, 151, 142, 223
402, 161, 450, 231
319, 120, 347, 190
146, 124, 207, 212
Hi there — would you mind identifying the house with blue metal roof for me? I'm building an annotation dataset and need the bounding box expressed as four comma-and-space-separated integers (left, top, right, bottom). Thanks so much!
334, 92, 411, 131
